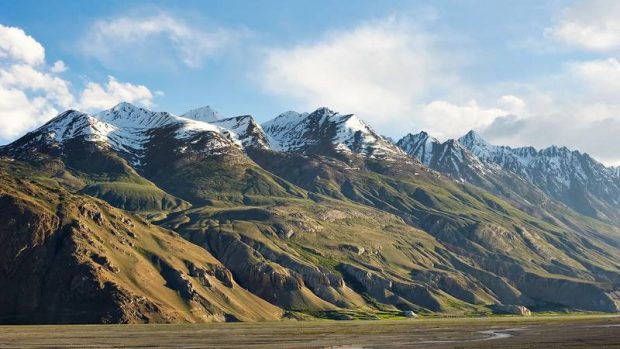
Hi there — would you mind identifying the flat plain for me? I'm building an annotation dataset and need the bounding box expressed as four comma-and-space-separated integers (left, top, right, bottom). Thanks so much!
0, 315, 618, 348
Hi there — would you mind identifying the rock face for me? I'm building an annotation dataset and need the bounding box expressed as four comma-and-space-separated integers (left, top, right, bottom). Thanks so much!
396, 132, 492, 184
403, 310, 418, 318
211, 115, 271, 150
491, 304, 532, 316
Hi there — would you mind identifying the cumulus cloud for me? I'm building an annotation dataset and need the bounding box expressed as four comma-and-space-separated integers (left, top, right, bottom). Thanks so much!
0, 25, 45, 65
79, 76, 154, 111
0, 64, 74, 107
482, 112, 620, 165
545, 0, 620, 51
477, 1, 620, 164
0, 87, 59, 139
496, 95, 527, 115
566, 58, 620, 101
81, 12, 242, 68
478, 58, 620, 165
50, 60, 67, 73
260, 17, 461, 133
0, 23, 158, 141
416, 100, 508, 140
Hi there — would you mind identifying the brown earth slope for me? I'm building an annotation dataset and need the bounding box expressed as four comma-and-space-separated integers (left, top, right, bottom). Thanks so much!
0, 165, 282, 324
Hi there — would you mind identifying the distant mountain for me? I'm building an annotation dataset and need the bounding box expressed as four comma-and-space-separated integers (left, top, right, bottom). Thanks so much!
3, 103, 239, 166
397, 130, 620, 222
211, 115, 271, 150
263, 107, 404, 159
458, 131, 620, 221
0, 103, 300, 207
181, 105, 223, 122
1, 103, 619, 324
396, 132, 490, 184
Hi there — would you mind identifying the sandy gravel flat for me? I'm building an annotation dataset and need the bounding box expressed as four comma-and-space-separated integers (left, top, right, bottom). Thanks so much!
0, 315, 618, 348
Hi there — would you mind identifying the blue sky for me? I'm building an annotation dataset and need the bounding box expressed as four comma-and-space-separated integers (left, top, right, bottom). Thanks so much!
2, 0, 620, 164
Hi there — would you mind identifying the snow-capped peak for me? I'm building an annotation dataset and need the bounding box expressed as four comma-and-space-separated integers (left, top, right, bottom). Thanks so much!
211, 115, 270, 149
454, 130, 620, 211
263, 107, 403, 158
396, 132, 440, 165
5, 103, 245, 166
181, 105, 223, 122
457, 130, 495, 157
399, 131, 440, 147
397, 130, 489, 175
96, 102, 176, 129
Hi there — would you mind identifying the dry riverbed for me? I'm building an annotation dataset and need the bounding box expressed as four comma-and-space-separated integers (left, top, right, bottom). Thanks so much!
0, 315, 618, 348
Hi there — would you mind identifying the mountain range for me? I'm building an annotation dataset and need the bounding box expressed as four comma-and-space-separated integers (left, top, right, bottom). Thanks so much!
1, 102, 619, 324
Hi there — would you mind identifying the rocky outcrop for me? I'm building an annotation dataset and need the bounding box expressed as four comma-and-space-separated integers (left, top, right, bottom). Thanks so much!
242, 236, 361, 308
204, 228, 306, 306
410, 270, 491, 304
476, 257, 619, 312
185, 260, 234, 288
490, 304, 532, 316
152, 256, 197, 300
339, 244, 366, 255
339, 263, 442, 311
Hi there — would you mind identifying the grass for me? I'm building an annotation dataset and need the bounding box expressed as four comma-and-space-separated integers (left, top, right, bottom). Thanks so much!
80, 181, 190, 212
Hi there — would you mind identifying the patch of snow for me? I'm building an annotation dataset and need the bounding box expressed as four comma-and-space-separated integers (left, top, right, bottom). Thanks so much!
23, 102, 243, 163
263, 107, 403, 158
181, 105, 223, 122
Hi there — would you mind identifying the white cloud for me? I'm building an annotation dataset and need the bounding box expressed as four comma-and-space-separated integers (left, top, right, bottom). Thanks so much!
0, 24, 158, 141
0, 24, 45, 65
479, 58, 620, 165
566, 58, 620, 101
79, 76, 154, 111
0, 64, 74, 107
51, 60, 67, 73
0, 87, 58, 139
497, 95, 527, 115
260, 17, 460, 133
81, 13, 241, 68
545, 0, 620, 51
415, 100, 509, 140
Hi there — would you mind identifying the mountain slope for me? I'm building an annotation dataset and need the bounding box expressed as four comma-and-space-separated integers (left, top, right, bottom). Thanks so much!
211, 115, 271, 150
263, 108, 404, 159
397, 132, 490, 183
249, 148, 620, 313
0, 160, 282, 324
459, 131, 620, 222
0, 103, 305, 207
397, 131, 620, 253
1, 104, 619, 323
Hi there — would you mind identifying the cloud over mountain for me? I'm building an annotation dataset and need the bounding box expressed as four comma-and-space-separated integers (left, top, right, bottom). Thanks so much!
0, 24, 158, 140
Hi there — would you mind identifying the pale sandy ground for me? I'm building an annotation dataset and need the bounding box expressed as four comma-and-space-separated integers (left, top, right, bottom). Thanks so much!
0, 315, 618, 348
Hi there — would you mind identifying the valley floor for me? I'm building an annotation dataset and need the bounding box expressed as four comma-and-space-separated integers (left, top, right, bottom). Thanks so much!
0, 315, 618, 348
